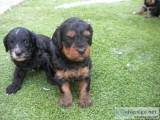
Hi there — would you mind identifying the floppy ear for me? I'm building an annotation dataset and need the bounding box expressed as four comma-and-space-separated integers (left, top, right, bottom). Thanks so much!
3, 34, 9, 52
30, 32, 44, 50
52, 27, 62, 49
87, 24, 93, 45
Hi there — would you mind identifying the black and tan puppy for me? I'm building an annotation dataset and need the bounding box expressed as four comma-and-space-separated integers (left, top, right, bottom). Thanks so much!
52, 17, 93, 108
4, 27, 55, 94
133, 0, 160, 17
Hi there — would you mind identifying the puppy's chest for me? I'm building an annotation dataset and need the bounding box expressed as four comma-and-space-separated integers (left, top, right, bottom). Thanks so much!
15, 58, 46, 71
16, 62, 41, 71
56, 67, 90, 80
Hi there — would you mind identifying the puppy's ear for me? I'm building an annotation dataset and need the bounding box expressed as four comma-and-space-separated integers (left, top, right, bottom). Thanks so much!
3, 35, 9, 52
30, 32, 44, 50
87, 24, 93, 45
52, 27, 62, 49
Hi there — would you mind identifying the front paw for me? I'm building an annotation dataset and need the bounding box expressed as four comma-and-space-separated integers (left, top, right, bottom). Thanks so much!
78, 96, 92, 108
6, 84, 21, 94
59, 95, 72, 108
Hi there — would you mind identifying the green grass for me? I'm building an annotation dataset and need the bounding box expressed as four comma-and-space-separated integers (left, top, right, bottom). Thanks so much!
0, 0, 160, 120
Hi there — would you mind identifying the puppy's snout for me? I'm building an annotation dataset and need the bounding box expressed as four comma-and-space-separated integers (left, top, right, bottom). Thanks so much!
78, 48, 85, 55
15, 51, 22, 56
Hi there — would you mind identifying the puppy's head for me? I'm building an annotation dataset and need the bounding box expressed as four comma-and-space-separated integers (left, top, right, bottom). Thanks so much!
52, 17, 93, 62
3, 27, 43, 62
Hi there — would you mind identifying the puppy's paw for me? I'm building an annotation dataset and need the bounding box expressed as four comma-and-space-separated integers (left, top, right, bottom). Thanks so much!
47, 79, 56, 85
78, 96, 92, 108
59, 95, 72, 108
145, 14, 152, 18
6, 84, 21, 94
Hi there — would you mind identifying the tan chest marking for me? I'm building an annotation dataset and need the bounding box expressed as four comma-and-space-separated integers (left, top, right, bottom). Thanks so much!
56, 67, 89, 80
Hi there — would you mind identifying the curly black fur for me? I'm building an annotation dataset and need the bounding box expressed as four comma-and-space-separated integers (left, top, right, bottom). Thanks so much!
4, 27, 55, 94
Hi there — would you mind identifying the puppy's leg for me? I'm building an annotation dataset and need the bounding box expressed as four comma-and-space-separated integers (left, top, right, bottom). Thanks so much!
145, 7, 152, 17
6, 67, 26, 94
59, 82, 72, 107
44, 45, 57, 85
133, 6, 147, 14
44, 66, 56, 85
78, 77, 92, 107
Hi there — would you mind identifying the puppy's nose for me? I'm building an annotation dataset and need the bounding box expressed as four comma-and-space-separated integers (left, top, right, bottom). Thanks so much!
15, 52, 22, 56
78, 48, 85, 55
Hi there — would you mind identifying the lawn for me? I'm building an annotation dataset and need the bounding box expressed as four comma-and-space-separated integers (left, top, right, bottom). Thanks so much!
0, 0, 159, 120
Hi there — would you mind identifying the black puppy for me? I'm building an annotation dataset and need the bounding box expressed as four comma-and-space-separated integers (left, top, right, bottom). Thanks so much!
3, 27, 55, 94
52, 17, 93, 108
133, 0, 160, 17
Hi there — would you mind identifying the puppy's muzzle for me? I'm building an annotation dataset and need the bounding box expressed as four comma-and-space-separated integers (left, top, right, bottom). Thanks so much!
62, 45, 90, 62
11, 46, 27, 61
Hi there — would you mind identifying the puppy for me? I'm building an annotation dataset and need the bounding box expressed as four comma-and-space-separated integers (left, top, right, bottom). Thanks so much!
150, 0, 160, 16
51, 17, 93, 108
133, 0, 160, 17
3, 27, 55, 94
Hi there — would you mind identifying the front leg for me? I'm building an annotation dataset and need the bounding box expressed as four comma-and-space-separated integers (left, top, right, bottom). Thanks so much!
59, 82, 73, 108
6, 67, 26, 94
44, 66, 56, 85
78, 77, 92, 107
133, 6, 147, 14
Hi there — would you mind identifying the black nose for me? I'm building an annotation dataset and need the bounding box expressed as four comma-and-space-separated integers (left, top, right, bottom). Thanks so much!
15, 52, 22, 56
78, 48, 85, 55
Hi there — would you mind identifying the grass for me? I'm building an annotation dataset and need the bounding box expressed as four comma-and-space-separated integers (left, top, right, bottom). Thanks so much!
0, 0, 160, 119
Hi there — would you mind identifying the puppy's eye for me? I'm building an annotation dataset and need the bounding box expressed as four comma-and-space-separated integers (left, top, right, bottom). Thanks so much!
84, 35, 91, 40
63, 37, 73, 47
66, 38, 73, 43
24, 39, 29, 44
